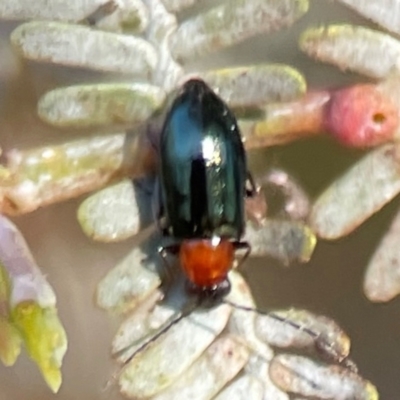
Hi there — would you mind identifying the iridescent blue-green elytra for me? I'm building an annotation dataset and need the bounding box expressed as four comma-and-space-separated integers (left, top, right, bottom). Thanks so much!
159, 79, 248, 240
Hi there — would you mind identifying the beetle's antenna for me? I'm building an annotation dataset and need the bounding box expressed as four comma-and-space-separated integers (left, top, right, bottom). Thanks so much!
104, 296, 202, 391
103, 298, 201, 391
129, 299, 200, 365
222, 299, 357, 371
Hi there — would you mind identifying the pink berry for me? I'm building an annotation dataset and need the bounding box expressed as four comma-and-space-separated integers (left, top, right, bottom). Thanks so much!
324, 84, 399, 148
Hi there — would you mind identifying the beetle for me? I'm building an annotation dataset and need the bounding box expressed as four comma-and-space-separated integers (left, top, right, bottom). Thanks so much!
121, 79, 354, 370
156, 78, 256, 302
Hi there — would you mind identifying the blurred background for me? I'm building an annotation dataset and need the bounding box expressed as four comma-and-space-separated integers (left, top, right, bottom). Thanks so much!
0, 1, 399, 399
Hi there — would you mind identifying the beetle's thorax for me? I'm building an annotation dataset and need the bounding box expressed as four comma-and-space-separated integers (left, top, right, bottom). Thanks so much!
179, 236, 234, 289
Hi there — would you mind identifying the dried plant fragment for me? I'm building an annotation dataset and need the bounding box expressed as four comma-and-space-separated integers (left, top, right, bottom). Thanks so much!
0, 0, 111, 21
336, 0, 400, 37
300, 25, 400, 80
0, 215, 67, 392
310, 144, 400, 239
377, 73, 400, 141
0, 0, 149, 33
38, 83, 166, 128
244, 220, 316, 264
0, 134, 127, 215
194, 64, 306, 110
216, 374, 289, 400
160, 0, 200, 13
11, 21, 157, 75
78, 180, 146, 242
364, 206, 400, 302
119, 305, 231, 398
150, 336, 249, 400
214, 376, 265, 400
96, 247, 161, 313
145, 0, 183, 91
77, 177, 158, 242
270, 354, 378, 400
170, 0, 309, 63
239, 91, 329, 149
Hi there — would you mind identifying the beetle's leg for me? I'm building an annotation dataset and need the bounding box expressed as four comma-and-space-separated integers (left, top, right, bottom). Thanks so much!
245, 171, 258, 197
158, 244, 181, 293
232, 241, 252, 270
152, 177, 168, 235
81, 0, 119, 26
245, 187, 268, 225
